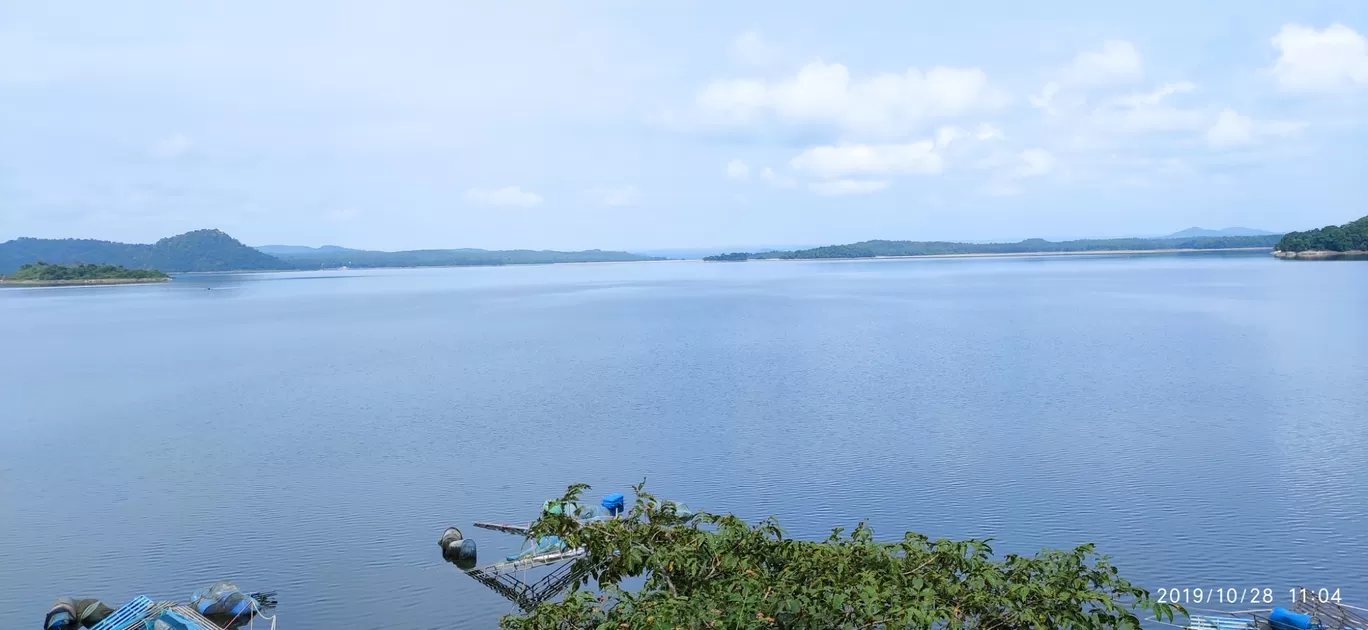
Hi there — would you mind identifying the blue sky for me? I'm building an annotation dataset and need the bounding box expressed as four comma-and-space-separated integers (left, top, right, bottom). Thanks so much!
3, 1, 1367, 250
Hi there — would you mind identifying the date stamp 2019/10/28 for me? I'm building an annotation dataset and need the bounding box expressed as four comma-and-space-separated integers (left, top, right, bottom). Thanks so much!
1155, 588, 1345, 605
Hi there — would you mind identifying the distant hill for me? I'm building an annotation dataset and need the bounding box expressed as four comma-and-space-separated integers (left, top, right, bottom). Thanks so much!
711, 234, 1282, 261
255, 244, 359, 255
1162, 227, 1277, 238
275, 247, 662, 268
1275, 214, 1368, 256
631, 245, 822, 260
0, 229, 287, 274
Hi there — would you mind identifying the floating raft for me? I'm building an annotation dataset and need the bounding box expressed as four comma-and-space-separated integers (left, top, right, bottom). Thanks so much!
442, 491, 699, 613
89, 598, 237, 630
47, 582, 277, 630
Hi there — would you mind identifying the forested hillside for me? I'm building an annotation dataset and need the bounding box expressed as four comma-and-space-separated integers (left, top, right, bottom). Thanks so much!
1275, 215, 1368, 253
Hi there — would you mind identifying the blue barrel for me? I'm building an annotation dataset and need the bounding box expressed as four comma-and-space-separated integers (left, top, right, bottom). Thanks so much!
1269, 607, 1315, 630
601, 493, 625, 516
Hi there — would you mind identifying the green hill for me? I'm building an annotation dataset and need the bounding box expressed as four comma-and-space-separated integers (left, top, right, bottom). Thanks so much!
0, 229, 288, 274
1274, 215, 1368, 254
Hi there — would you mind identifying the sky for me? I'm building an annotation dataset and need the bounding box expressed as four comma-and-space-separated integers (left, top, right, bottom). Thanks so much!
3, 1, 1368, 251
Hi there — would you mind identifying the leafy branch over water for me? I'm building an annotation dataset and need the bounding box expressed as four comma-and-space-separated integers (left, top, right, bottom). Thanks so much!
501, 483, 1182, 630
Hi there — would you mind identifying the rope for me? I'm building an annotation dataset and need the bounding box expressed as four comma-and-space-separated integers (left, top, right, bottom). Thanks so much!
222, 596, 277, 630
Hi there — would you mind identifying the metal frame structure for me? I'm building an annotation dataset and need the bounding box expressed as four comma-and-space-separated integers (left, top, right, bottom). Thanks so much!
457, 520, 597, 613
1182, 587, 1368, 630
88, 598, 242, 630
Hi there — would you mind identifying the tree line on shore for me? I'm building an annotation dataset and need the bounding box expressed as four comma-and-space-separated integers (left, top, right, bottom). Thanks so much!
3, 261, 168, 281
1274, 214, 1368, 253
704, 234, 1281, 261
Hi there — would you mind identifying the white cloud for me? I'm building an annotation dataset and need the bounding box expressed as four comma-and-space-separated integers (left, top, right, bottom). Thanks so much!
151, 133, 194, 159
931, 123, 1004, 151
1206, 108, 1308, 149
1061, 40, 1144, 87
1030, 41, 1144, 114
974, 123, 1005, 141
808, 179, 890, 196
733, 32, 780, 67
790, 141, 944, 178
587, 186, 638, 207
1114, 81, 1195, 107
934, 126, 960, 148
985, 183, 1022, 197
1093, 82, 1207, 133
726, 159, 750, 180
1271, 24, 1368, 92
1028, 82, 1062, 112
1207, 110, 1255, 148
1013, 149, 1056, 178
760, 167, 796, 188
696, 60, 1006, 137
325, 207, 361, 221
465, 186, 543, 207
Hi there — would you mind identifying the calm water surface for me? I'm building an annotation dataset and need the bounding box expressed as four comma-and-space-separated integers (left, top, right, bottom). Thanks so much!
3, 254, 1367, 629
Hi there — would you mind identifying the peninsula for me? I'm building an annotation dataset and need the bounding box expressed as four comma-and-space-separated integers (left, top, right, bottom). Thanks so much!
0, 262, 170, 286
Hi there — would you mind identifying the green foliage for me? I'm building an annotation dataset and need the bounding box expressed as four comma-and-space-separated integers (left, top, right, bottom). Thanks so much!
703, 252, 752, 262
1275, 215, 1368, 252
735, 235, 1282, 260
501, 484, 1182, 630
0, 229, 286, 274
274, 248, 662, 269
4, 261, 168, 281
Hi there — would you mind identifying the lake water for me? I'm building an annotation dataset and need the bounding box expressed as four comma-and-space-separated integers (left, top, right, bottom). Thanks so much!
3, 253, 1367, 630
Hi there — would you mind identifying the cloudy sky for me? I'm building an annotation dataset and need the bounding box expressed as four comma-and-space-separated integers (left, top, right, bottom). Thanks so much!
3, 1, 1367, 250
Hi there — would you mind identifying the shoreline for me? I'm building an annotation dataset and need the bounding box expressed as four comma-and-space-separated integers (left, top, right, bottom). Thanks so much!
279, 248, 1275, 270
0, 277, 170, 287
10, 248, 1274, 280
738, 246, 1274, 262
1272, 249, 1368, 259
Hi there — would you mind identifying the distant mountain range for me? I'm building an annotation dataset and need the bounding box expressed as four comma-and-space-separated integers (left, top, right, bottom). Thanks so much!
269, 245, 660, 268
1160, 227, 1277, 238
628, 245, 823, 260
254, 244, 360, 255
702, 234, 1283, 261
1, 225, 1294, 275
0, 230, 661, 275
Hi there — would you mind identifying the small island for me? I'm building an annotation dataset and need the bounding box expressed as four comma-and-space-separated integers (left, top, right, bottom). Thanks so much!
702, 252, 751, 262
0, 262, 171, 286
1273, 214, 1368, 259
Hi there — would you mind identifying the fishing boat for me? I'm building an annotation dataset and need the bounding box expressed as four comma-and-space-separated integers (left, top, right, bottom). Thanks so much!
44, 582, 277, 630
